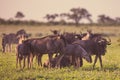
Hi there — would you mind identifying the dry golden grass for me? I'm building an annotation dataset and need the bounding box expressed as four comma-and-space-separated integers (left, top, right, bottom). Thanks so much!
0, 25, 120, 37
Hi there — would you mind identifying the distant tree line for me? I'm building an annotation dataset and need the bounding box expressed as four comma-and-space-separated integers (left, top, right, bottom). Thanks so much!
0, 7, 120, 26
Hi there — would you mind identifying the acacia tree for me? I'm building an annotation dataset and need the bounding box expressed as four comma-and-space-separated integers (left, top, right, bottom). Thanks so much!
15, 11, 25, 20
116, 17, 120, 23
44, 14, 58, 23
0, 18, 5, 24
98, 14, 116, 24
105, 16, 116, 24
64, 7, 92, 26
59, 13, 68, 25
98, 14, 106, 24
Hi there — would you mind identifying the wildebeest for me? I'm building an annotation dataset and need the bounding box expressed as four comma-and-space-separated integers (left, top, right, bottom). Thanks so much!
20, 32, 80, 68
50, 29, 61, 35
16, 34, 31, 68
73, 34, 111, 68
16, 42, 31, 68
2, 33, 18, 53
21, 34, 66, 68
2, 29, 29, 53
16, 29, 26, 36
54, 43, 92, 68
81, 29, 93, 40
37, 32, 85, 68
43, 55, 71, 68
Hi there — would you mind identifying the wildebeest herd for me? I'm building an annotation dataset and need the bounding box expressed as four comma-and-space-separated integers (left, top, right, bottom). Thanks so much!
1, 29, 111, 69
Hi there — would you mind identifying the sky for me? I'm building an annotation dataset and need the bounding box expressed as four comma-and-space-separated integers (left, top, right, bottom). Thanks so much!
0, 0, 120, 22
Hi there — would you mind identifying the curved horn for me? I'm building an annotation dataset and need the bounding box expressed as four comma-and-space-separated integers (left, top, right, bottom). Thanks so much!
104, 36, 111, 45
106, 36, 111, 43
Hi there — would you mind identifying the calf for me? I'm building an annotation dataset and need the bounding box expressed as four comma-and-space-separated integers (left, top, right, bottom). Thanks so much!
43, 55, 71, 68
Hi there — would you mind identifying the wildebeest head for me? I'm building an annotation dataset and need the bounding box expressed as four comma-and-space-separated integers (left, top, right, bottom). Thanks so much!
16, 29, 26, 36
78, 45, 92, 63
16, 29, 30, 39
50, 29, 61, 35
96, 37, 111, 55
62, 32, 78, 44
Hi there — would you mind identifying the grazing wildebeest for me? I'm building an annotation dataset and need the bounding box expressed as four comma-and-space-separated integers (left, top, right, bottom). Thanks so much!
73, 35, 111, 68
43, 55, 71, 68
55, 43, 92, 68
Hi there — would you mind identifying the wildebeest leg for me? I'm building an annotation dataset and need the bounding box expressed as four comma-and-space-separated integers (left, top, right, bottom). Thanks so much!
75, 56, 80, 68
16, 54, 18, 68
8, 44, 10, 52
27, 54, 32, 69
48, 54, 53, 68
27, 55, 30, 69
9, 44, 12, 52
98, 56, 103, 68
23, 56, 26, 68
38, 54, 43, 67
93, 55, 98, 69
80, 56, 83, 67
10, 44, 12, 52
2, 44, 6, 53
29, 54, 34, 68
72, 55, 75, 66
75, 57, 77, 68
6, 44, 8, 52
69, 56, 72, 65
19, 58, 22, 69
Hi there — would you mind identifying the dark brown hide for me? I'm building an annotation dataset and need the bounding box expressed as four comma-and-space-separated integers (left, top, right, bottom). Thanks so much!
63, 44, 92, 68
16, 43, 31, 69
73, 36, 111, 68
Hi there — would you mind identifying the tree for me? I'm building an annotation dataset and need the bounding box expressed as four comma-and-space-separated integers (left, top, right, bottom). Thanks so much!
0, 18, 6, 24
116, 17, 120, 24
64, 7, 92, 26
97, 14, 106, 24
44, 14, 58, 23
98, 14, 116, 24
15, 11, 25, 20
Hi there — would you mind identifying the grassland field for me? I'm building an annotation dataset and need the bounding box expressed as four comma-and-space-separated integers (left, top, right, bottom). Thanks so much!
0, 25, 120, 80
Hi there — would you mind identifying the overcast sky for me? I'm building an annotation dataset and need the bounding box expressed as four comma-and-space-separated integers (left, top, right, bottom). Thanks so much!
0, 0, 120, 22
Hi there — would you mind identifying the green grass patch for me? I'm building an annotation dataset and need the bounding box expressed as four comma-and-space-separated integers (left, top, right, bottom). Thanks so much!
0, 25, 120, 80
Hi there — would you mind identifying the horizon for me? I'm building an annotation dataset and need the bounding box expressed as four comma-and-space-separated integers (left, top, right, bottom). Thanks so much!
0, 0, 120, 22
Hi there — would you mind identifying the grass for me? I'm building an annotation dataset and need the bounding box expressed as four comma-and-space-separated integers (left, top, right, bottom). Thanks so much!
0, 25, 120, 80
